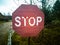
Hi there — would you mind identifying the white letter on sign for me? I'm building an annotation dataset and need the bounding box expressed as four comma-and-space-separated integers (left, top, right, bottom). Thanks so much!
29, 17, 35, 26
36, 16, 42, 26
22, 17, 28, 26
15, 16, 21, 27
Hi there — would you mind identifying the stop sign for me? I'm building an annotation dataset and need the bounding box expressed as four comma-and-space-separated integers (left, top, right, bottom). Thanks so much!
12, 4, 44, 37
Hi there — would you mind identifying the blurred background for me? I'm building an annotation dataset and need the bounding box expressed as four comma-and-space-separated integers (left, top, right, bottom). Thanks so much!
0, 0, 60, 45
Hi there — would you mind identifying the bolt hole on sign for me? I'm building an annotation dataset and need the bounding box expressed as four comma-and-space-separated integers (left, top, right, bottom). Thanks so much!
12, 4, 44, 37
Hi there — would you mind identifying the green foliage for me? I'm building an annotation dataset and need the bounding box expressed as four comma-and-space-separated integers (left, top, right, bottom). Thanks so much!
0, 12, 12, 21
52, 0, 60, 20
0, 33, 8, 45
12, 33, 28, 45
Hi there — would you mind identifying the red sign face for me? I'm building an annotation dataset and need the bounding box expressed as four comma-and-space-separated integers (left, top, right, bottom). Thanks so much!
12, 4, 44, 37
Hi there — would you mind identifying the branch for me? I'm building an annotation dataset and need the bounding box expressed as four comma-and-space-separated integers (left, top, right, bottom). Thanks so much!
37, 0, 41, 2
13, 0, 19, 5
24, 0, 28, 4
33, 0, 36, 5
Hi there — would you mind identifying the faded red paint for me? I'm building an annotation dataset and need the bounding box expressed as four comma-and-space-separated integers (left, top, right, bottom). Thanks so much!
12, 4, 44, 37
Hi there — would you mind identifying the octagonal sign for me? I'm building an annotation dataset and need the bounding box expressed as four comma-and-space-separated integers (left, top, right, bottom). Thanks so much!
12, 4, 44, 37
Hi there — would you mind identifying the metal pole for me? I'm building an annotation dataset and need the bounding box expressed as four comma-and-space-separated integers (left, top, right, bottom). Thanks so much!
28, 37, 30, 45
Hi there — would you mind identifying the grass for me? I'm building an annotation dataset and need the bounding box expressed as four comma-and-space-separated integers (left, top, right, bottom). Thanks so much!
0, 21, 6, 24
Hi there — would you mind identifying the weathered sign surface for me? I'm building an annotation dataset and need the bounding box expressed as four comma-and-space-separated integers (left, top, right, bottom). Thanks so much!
12, 4, 44, 37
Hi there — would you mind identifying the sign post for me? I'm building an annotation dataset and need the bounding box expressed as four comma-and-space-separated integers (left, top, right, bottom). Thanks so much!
28, 37, 30, 45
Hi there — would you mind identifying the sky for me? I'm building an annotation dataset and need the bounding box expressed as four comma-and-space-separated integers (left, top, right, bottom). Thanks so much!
0, 0, 26, 15
0, 0, 57, 16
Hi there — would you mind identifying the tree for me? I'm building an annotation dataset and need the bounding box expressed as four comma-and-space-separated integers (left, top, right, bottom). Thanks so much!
52, 0, 60, 20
